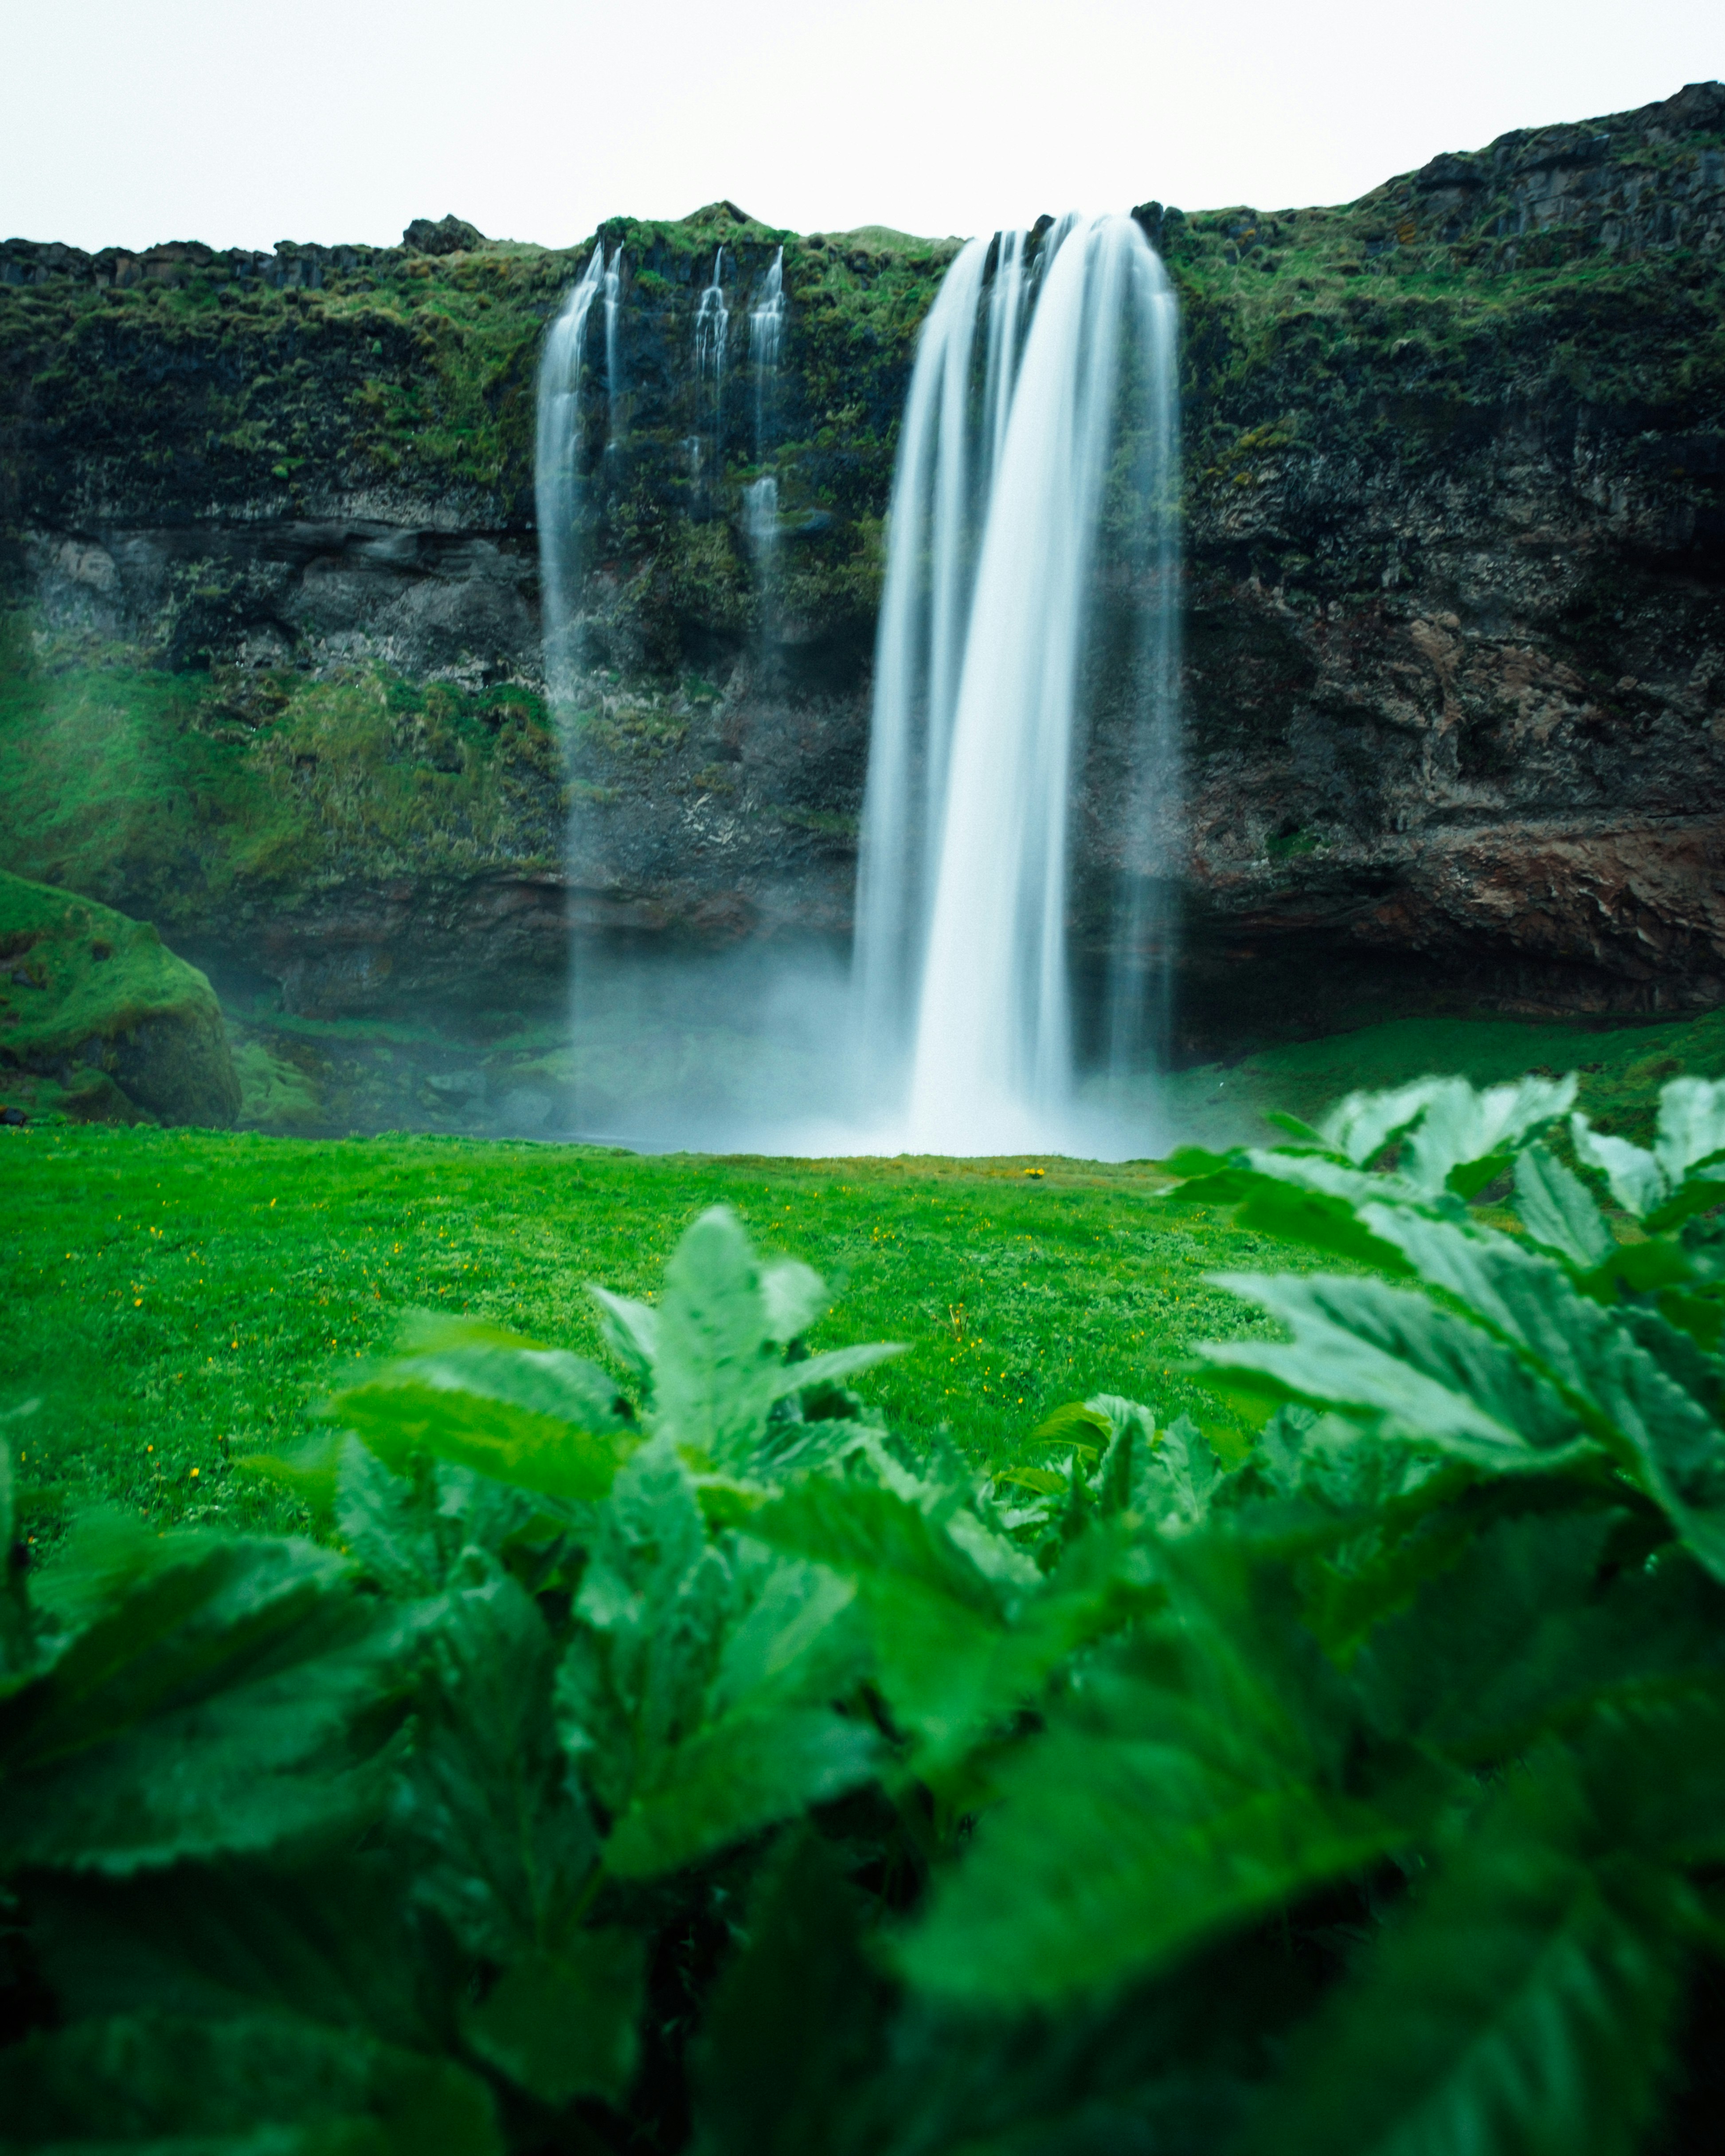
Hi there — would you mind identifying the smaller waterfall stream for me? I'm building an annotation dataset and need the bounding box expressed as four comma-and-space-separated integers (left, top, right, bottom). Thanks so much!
750, 246, 784, 456
534, 242, 606, 702
744, 248, 786, 610
852, 213, 1181, 1154
693, 249, 729, 466
602, 247, 624, 448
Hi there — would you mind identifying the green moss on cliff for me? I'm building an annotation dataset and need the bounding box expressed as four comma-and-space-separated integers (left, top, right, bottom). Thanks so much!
0, 212, 957, 545
1164, 114, 1725, 528
0, 622, 565, 929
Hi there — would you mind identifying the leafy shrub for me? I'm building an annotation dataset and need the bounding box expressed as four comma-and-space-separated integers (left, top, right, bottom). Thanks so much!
3, 1076, 1725, 2153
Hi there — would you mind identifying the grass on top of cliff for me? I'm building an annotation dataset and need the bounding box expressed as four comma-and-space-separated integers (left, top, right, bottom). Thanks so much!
0, 209, 958, 515
0, 1124, 1275, 1552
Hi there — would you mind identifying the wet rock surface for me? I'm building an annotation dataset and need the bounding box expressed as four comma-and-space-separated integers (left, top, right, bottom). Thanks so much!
1, 84, 1721, 1049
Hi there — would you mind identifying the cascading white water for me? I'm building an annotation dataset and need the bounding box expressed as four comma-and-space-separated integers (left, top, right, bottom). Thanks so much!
602, 247, 624, 446
693, 248, 729, 464
743, 474, 779, 562
852, 213, 1180, 1154
750, 246, 784, 456
535, 242, 606, 703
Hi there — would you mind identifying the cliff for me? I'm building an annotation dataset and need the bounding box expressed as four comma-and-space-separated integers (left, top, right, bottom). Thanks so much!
1, 80, 1721, 1051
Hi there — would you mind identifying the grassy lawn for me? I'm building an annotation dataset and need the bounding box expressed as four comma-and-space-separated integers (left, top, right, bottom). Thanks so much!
1, 1124, 1277, 1549
10, 1003, 1722, 1552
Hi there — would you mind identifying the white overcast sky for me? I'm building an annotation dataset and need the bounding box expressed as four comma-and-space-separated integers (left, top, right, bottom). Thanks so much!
3, 0, 1721, 253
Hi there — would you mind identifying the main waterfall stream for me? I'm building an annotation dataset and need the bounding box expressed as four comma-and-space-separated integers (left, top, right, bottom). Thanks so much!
853, 212, 1181, 1154
535, 214, 1179, 1156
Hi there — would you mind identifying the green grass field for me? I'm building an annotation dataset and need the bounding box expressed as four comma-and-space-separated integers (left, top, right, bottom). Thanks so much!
8, 1002, 1723, 1554
0, 1125, 1280, 1549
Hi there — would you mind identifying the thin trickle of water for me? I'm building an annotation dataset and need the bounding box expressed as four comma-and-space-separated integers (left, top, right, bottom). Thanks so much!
535, 242, 606, 703
852, 214, 1181, 1154
750, 246, 784, 457
743, 473, 780, 609
694, 248, 729, 462
602, 247, 624, 446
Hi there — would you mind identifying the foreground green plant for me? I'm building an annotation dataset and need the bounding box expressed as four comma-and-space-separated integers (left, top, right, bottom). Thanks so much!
3, 1074, 1725, 2152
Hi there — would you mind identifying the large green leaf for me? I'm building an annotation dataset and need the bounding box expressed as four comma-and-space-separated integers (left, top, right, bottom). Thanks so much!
587, 1283, 659, 1382
1574, 1687, 1725, 1867
628, 1208, 902, 1468
602, 1701, 882, 1879
645, 1207, 804, 1459
690, 1831, 892, 2156
1571, 1117, 1667, 1220
333, 1440, 545, 1599
1319, 1078, 1450, 1167
1653, 1075, 1725, 1188
28, 1508, 213, 1638
747, 1477, 1006, 1626
1579, 1328, 1725, 1580
1230, 1152, 1423, 1268
1353, 1207, 1613, 1392
459, 1930, 645, 2107
1353, 1512, 1725, 1761
1568, 1078, 1725, 1228
26, 1856, 440, 2052
395, 1563, 599, 1960
555, 1443, 880, 1876
900, 1545, 1402, 2009
1514, 1144, 1613, 1272
0, 2012, 501, 2156
555, 1441, 721, 1816
328, 1324, 638, 1506
1400, 1074, 1577, 1198
1203, 1273, 1587, 1465
745, 1476, 1016, 1753
1338, 1206, 1725, 1572
900, 1719, 1402, 2009
1244, 1794, 1685, 2156
0, 1538, 411, 1873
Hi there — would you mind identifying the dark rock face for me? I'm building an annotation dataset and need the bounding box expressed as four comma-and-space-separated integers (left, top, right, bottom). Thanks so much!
403, 216, 487, 256
0, 85, 1721, 1048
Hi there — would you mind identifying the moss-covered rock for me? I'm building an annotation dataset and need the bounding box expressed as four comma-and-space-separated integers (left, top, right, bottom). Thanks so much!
0, 872, 239, 1124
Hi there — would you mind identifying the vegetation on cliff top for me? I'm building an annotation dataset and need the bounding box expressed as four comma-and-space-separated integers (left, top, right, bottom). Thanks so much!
1163, 91, 1725, 530
4, 89, 1718, 604
0, 205, 956, 537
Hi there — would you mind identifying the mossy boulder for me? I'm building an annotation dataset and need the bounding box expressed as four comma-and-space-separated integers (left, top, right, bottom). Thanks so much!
0, 872, 239, 1125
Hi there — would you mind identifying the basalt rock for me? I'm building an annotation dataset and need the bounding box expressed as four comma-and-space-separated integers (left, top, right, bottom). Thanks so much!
0, 85, 1721, 1048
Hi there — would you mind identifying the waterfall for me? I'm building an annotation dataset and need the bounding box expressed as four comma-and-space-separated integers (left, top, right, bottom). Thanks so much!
602, 246, 624, 447
851, 213, 1180, 1154
750, 246, 784, 457
743, 474, 779, 562
535, 242, 606, 703
694, 249, 729, 465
